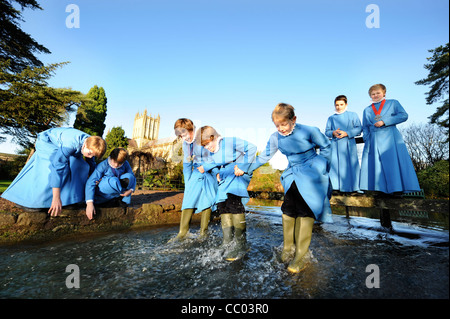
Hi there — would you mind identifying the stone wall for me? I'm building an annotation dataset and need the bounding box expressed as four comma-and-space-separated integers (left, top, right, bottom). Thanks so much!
0, 203, 204, 246
128, 137, 183, 173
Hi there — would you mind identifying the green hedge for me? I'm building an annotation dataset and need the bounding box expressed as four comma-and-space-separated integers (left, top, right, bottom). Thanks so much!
417, 160, 449, 199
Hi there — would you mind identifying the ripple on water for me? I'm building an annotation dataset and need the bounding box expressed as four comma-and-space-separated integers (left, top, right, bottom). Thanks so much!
0, 208, 448, 299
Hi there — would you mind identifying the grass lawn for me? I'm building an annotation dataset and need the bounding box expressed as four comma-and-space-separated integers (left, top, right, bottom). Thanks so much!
0, 180, 12, 193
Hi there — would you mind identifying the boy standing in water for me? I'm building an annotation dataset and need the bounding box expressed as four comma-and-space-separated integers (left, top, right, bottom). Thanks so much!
169, 119, 218, 241
249, 103, 333, 273
196, 126, 257, 261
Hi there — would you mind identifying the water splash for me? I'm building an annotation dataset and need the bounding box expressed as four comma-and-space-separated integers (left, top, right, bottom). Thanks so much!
0, 206, 448, 298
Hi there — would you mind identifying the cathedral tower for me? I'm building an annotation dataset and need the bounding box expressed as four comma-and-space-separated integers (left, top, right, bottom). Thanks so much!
132, 110, 160, 148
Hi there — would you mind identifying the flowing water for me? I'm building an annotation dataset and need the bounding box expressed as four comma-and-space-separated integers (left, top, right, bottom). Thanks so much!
0, 201, 448, 299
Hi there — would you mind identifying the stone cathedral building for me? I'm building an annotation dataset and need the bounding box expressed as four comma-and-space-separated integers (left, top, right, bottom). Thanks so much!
132, 110, 160, 148
128, 110, 182, 173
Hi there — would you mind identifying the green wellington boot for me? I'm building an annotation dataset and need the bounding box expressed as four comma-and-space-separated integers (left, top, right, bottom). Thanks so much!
221, 213, 234, 246
225, 213, 247, 261
168, 208, 194, 242
281, 214, 296, 262
199, 208, 212, 238
287, 217, 314, 273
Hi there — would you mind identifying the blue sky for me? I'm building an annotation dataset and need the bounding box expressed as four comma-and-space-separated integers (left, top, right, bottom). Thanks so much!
1, 0, 448, 168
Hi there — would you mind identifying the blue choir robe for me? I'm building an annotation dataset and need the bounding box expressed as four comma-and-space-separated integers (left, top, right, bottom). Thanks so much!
360, 99, 420, 193
325, 111, 362, 192
85, 158, 136, 205
1, 127, 96, 208
201, 137, 257, 206
248, 124, 333, 223
181, 137, 218, 212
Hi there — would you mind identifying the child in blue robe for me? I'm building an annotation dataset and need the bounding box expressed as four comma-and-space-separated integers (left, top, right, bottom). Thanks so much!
325, 95, 362, 192
1, 127, 106, 217
169, 119, 218, 241
249, 103, 333, 273
85, 148, 136, 220
196, 126, 257, 261
360, 84, 420, 194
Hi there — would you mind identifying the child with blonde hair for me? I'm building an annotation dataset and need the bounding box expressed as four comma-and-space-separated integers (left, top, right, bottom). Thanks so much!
360, 84, 420, 194
1, 127, 106, 217
196, 125, 257, 261
85, 147, 136, 220
168, 118, 218, 241
249, 103, 333, 273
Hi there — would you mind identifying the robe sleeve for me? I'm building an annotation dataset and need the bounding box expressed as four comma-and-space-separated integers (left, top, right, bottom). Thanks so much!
234, 137, 257, 173
201, 161, 220, 173
49, 146, 76, 188
311, 127, 332, 167
201, 146, 220, 177
362, 108, 371, 143
182, 142, 193, 184
382, 100, 408, 127
85, 159, 108, 202
123, 161, 136, 190
248, 133, 278, 173
325, 117, 334, 138
347, 113, 363, 138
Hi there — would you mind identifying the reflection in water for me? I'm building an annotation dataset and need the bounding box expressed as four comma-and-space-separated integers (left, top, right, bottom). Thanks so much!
0, 202, 448, 299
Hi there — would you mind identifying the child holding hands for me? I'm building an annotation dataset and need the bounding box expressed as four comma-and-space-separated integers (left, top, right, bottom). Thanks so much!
169, 118, 218, 241
196, 126, 257, 261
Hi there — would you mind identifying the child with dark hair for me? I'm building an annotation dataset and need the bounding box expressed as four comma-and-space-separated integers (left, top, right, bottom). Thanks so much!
325, 95, 362, 192
85, 147, 136, 220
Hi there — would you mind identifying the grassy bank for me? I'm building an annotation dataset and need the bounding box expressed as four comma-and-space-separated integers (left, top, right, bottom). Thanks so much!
0, 180, 11, 193
248, 165, 283, 192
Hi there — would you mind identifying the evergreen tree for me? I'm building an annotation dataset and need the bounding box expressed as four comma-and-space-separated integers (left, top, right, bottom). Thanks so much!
104, 126, 129, 158
73, 85, 107, 137
0, 0, 51, 73
415, 43, 449, 140
0, 60, 84, 148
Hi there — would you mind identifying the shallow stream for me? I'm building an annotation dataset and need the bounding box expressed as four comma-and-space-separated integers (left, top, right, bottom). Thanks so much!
0, 201, 448, 299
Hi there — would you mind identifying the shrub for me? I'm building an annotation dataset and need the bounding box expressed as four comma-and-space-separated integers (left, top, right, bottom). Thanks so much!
0, 155, 27, 180
248, 166, 283, 192
417, 160, 449, 199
